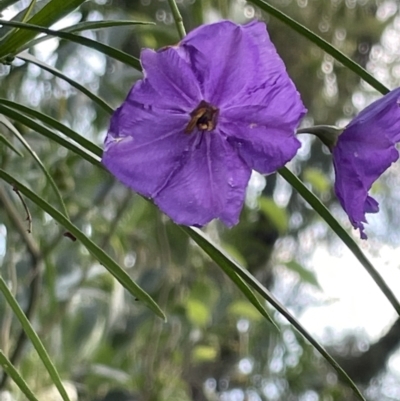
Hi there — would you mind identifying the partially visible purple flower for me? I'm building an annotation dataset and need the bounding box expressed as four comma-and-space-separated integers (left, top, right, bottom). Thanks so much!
102, 20, 306, 227
332, 88, 400, 239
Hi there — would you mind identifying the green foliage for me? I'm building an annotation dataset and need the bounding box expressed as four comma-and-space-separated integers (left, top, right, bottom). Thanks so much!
0, 1, 398, 400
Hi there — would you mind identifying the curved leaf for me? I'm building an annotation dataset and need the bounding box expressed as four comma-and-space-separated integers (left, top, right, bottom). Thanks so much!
25, 19, 155, 50
0, 20, 141, 70
0, 170, 165, 320
183, 226, 366, 401
186, 226, 278, 329
0, 0, 20, 10
0, 98, 103, 157
0, 0, 87, 58
0, 114, 69, 218
0, 277, 70, 401
0, 103, 102, 168
0, 350, 40, 401
279, 167, 400, 317
249, 0, 389, 95
0, 130, 23, 157
17, 53, 114, 115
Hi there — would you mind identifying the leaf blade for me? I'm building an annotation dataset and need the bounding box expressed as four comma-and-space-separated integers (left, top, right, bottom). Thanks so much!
16, 53, 114, 115
183, 226, 366, 401
0, 170, 166, 320
0, 20, 141, 70
0, 98, 103, 157
0, 276, 71, 401
248, 0, 389, 95
279, 167, 400, 317
0, 0, 87, 57
0, 350, 40, 401
0, 114, 69, 218
0, 103, 102, 167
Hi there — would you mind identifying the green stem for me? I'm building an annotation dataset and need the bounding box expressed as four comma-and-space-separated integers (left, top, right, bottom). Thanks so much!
167, 0, 186, 39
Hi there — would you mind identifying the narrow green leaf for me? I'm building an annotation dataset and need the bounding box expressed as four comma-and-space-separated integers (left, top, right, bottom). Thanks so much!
17, 53, 114, 115
0, 103, 102, 168
21, 0, 36, 23
0, 350, 40, 401
249, 0, 389, 95
0, 0, 20, 10
0, 0, 37, 42
0, 114, 69, 218
187, 226, 278, 327
0, 131, 23, 156
0, 0, 87, 58
25, 19, 155, 50
0, 170, 165, 320
0, 98, 103, 157
279, 167, 400, 317
0, 20, 141, 70
0, 276, 71, 401
183, 227, 366, 401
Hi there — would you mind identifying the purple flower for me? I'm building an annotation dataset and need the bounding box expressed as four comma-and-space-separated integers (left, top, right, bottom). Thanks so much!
332, 88, 400, 239
102, 20, 306, 227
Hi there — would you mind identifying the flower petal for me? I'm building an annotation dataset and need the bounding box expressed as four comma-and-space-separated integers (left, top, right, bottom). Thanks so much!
103, 102, 194, 198
154, 134, 251, 227
347, 88, 400, 142
217, 72, 305, 174
135, 47, 202, 110
179, 20, 287, 107
333, 120, 399, 239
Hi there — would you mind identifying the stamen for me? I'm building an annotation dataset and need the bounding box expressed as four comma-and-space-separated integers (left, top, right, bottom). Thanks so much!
185, 100, 219, 134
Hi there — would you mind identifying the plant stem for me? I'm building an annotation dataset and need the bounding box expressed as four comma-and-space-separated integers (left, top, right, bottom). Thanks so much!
167, 0, 186, 39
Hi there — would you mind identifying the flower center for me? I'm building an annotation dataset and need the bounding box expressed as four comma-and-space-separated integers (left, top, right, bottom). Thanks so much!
185, 100, 219, 134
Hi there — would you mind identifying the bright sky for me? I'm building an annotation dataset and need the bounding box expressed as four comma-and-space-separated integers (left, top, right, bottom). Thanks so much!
303, 244, 400, 341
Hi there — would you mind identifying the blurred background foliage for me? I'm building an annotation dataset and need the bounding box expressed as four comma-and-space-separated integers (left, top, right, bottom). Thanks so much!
0, 0, 400, 400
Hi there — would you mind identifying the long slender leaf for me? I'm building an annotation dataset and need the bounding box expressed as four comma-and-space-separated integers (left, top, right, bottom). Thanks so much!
217, 264, 278, 329
24, 19, 155, 50
185, 226, 278, 328
0, 0, 20, 10
0, 114, 69, 218
0, 103, 102, 167
17, 53, 114, 115
0, 20, 141, 70
21, 0, 36, 23
249, 0, 389, 95
0, 350, 40, 401
0, 170, 165, 320
0, 98, 103, 157
0, 0, 86, 58
279, 167, 400, 317
1, 0, 37, 43
245, 0, 400, 317
0, 276, 71, 401
0, 131, 23, 156
183, 227, 366, 401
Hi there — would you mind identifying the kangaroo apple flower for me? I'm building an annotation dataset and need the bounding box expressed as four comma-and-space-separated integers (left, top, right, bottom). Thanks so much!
102, 20, 306, 227
332, 88, 400, 239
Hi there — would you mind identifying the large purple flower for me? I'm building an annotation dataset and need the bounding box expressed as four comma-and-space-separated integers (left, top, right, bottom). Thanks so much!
332, 88, 400, 239
102, 20, 306, 227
